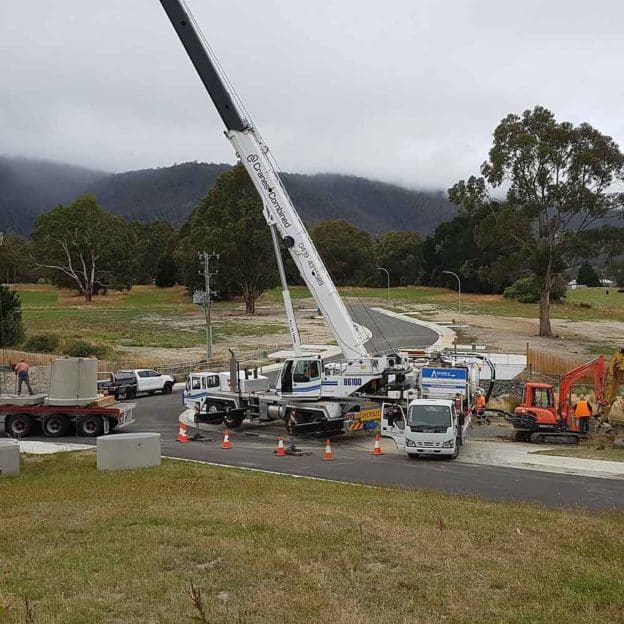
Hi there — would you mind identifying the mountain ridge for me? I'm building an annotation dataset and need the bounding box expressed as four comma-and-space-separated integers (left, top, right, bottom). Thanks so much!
0, 156, 456, 235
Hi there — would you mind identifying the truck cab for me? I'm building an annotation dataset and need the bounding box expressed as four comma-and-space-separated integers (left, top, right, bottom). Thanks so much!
183, 370, 269, 408
381, 398, 469, 459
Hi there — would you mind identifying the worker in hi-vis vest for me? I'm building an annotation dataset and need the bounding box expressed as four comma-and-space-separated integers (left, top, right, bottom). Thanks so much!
573, 395, 593, 434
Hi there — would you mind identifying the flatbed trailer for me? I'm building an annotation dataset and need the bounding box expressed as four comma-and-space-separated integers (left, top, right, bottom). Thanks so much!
0, 402, 136, 438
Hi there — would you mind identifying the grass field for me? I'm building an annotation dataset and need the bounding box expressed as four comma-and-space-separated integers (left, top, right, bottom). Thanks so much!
14, 285, 286, 354
265, 284, 624, 322
10, 284, 624, 359
1, 453, 623, 623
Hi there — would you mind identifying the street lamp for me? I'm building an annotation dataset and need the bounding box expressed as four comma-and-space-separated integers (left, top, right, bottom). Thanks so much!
442, 270, 461, 327
377, 267, 390, 304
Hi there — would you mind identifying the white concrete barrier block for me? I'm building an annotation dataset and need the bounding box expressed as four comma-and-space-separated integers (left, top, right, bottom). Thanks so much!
0, 439, 20, 476
96, 433, 161, 472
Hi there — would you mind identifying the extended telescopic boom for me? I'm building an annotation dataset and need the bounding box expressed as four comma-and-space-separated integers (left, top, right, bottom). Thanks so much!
159, 0, 369, 360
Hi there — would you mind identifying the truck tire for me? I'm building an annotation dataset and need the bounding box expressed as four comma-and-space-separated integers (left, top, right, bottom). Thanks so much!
224, 411, 244, 428
125, 388, 136, 400
77, 415, 104, 437
5, 414, 33, 438
162, 382, 173, 395
41, 414, 70, 438
451, 442, 460, 459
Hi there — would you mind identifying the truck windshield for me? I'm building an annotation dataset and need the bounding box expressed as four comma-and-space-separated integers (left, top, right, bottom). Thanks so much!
407, 405, 451, 431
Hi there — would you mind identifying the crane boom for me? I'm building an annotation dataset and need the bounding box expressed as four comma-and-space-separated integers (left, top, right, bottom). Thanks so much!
159, 0, 369, 360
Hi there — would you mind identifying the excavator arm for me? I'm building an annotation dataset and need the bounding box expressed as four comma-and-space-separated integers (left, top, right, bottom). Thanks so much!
558, 356, 606, 423
604, 350, 624, 416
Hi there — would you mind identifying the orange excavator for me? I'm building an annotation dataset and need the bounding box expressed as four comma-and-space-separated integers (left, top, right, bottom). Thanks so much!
507, 351, 623, 444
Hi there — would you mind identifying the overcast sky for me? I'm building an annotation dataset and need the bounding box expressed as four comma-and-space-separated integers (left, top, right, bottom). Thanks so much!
1, 0, 623, 190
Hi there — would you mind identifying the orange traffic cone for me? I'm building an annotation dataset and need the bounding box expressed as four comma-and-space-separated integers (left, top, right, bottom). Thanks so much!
275, 436, 286, 456
372, 433, 383, 456
323, 439, 334, 461
221, 429, 232, 449
176, 422, 189, 443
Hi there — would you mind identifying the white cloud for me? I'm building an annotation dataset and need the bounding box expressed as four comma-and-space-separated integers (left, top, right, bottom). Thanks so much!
1, 0, 623, 189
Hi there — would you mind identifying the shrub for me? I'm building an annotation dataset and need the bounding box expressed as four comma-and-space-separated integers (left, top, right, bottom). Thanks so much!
0, 286, 24, 347
504, 276, 565, 303
23, 334, 59, 353
64, 340, 109, 359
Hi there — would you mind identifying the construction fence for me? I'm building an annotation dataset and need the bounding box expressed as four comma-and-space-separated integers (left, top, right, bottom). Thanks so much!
525, 346, 595, 383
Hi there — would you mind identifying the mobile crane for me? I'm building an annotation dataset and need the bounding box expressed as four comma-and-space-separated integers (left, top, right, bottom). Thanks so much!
159, 0, 418, 434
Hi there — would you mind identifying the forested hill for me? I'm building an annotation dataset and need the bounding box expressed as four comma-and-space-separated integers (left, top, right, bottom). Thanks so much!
0, 156, 106, 234
0, 157, 456, 235
282, 172, 455, 234
84, 162, 232, 225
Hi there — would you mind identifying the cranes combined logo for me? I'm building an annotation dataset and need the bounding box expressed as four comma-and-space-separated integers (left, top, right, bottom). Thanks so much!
246, 154, 291, 229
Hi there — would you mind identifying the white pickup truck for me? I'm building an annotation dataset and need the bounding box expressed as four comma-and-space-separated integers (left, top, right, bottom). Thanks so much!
116, 369, 175, 397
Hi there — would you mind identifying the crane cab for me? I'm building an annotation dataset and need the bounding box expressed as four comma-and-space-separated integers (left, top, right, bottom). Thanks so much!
276, 357, 322, 398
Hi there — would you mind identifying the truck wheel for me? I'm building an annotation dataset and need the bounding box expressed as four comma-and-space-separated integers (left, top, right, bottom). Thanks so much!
162, 382, 173, 395
451, 442, 460, 459
224, 412, 244, 428
6, 414, 33, 438
42, 414, 70, 438
126, 388, 136, 400
78, 415, 104, 437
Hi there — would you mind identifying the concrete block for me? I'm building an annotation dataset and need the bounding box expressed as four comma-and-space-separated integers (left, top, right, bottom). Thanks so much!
97, 433, 161, 472
0, 439, 20, 476
47, 358, 98, 406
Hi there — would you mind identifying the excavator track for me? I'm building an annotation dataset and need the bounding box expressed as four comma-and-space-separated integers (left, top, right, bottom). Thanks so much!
529, 432, 580, 445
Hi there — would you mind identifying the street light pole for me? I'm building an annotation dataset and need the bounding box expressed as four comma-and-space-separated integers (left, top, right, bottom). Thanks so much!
442, 270, 461, 327
377, 267, 390, 304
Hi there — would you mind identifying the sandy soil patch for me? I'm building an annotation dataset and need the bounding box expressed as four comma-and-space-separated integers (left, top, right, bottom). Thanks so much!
411, 307, 624, 358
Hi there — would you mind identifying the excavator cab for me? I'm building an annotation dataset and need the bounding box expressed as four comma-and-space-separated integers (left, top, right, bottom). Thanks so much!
515, 383, 559, 427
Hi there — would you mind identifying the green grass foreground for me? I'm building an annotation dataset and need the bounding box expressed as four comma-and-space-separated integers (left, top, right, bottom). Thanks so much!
1, 453, 623, 623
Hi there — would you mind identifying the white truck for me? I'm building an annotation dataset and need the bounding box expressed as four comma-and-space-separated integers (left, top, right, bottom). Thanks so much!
116, 369, 175, 397
381, 398, 470, 459
377, 363, 477, 459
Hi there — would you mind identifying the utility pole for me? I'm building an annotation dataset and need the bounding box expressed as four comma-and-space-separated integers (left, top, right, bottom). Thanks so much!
198, 251, 219, 360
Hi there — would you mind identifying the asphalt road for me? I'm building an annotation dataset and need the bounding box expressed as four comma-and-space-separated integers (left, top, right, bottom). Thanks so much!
15, 307, 624, 511
347, 303, 437, 352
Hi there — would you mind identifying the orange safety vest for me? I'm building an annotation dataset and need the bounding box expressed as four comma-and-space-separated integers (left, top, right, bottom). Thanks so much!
475, 395, 485, 409
574, 400, 591, 418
